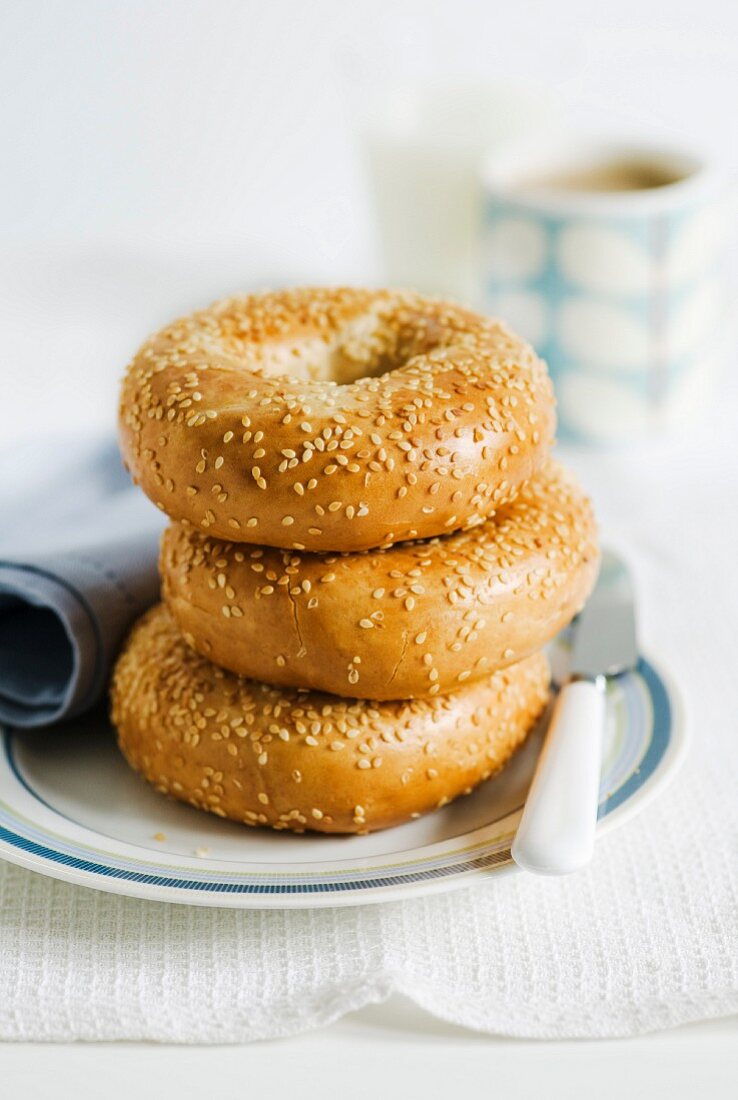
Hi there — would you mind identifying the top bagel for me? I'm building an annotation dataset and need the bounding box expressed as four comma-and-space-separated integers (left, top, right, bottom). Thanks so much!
119, 287, 555, 552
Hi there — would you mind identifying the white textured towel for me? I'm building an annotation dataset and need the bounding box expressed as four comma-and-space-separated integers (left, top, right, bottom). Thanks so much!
1, 388, 737, 1042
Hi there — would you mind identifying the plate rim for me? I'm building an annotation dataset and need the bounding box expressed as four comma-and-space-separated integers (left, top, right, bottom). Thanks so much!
0, 652, 688, 908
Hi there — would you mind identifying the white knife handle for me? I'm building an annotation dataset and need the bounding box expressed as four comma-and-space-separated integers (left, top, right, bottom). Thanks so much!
511, 678, 606, 876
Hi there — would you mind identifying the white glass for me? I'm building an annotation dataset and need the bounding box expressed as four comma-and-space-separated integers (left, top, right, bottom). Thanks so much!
362, 83, 557, 305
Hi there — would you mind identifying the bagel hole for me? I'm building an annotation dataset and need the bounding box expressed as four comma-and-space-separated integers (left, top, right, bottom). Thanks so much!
253, 310, 442, 385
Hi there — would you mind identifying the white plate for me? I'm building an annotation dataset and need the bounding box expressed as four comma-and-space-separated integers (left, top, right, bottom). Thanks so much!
0, 636, 686, 908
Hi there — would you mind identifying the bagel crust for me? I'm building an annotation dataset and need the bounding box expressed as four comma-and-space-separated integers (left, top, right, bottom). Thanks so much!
119, 287, 555, 552
160, 460, 597, 700
111, 605, 550, 834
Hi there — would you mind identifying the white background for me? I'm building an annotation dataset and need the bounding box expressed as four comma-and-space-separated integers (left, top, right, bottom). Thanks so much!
1, 0, 738, 1093
2, 0, 738, 446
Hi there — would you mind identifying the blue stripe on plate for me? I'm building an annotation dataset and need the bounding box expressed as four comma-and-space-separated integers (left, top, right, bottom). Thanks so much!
0, 822, 511, 893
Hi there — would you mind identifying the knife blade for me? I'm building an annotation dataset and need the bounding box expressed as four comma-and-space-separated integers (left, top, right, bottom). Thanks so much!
511, 551, 638, 875
570, 551, 638, 680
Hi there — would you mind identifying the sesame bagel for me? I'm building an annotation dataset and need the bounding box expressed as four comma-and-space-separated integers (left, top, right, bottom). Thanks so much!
111, 605, 550, 834
160, 460, 597, 701
119, 287, 555, 552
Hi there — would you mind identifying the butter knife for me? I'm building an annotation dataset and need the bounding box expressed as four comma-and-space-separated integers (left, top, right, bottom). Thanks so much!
511, 552, 638, 875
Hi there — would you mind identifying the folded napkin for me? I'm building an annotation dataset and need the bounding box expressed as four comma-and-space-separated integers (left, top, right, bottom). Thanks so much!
0, 438, 163, 728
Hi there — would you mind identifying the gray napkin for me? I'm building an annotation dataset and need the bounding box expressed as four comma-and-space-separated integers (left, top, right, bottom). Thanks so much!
0, 438, 164, 728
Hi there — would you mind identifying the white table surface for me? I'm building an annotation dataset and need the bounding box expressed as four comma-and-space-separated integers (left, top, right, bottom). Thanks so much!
3, 997, 737, 1099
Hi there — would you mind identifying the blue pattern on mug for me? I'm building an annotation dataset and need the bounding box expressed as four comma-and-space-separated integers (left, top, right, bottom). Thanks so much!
482, 195, 725, 442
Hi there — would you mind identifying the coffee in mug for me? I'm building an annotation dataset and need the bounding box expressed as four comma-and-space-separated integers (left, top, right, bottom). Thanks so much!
519, 158, 686, 194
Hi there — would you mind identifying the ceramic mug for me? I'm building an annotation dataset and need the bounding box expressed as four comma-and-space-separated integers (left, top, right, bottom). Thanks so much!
481, 141, 730, 443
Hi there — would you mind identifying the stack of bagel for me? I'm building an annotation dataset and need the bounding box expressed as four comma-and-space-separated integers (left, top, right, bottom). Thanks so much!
112, 287, 598, 834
